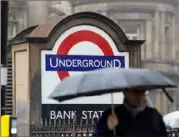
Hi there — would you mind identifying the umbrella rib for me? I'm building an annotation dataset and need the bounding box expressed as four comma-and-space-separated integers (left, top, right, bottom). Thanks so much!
162, 88, 173, 103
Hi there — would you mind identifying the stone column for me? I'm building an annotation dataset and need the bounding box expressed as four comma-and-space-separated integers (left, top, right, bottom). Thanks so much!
145, 20, 153, 59
162, 92, 168, 115
154, 11, 160, 58
70, 2, 75, 14
23, 11, 28, 29
23, 3, 29, 29
28, 1, 48, 26
155, 91, 161, 113
101, 3, 108, 17
168, 90, 176, 113
175, 3, 179, 65
140, 22, 146, 60
171, 15, 176, 60
16, 10, 25, 33
160, 12, 166, 60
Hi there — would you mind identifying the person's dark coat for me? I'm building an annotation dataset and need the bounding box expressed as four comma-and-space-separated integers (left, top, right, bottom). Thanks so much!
93, 104, 167, 137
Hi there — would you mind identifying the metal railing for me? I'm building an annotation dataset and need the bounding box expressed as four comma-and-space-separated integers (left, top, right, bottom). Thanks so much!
28, 118, 179, 137
30, 124, 95, 137
30, 118, 96, 137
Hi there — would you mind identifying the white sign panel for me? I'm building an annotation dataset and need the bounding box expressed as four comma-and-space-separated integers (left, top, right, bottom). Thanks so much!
41, 25, 129, 104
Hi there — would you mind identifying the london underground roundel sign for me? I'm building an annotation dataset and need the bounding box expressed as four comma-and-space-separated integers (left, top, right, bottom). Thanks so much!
41, 23, 129, 104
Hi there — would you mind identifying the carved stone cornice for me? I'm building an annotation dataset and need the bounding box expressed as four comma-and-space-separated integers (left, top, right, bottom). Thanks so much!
72, 0, 179, 7
108, 2, 175, 13
107, 8, 155, 15
9, 0, 27, 9
109, 12, 153, 21
8, 7, 25, 20
74, 1, 176, 14
11, 0, 27, 6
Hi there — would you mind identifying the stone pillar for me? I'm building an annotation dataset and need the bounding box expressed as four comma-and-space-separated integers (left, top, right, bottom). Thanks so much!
154, 11, 160, 58
70, 2, 75, 14
161, 92, 168, 115
127, 45, 142, 68
101, 3, 108, 17
155, 91, 161, 113
171, 15, 176, 60
175, 3, 179, 62
168, 90, 177, 113
145, 20, 153, 59
140, 22, 146, 60
160, 12, 166, 60
23, 3, 29, 29
16, 11, 25, 33
28, 1, 48, 26
23, 11, 28, 29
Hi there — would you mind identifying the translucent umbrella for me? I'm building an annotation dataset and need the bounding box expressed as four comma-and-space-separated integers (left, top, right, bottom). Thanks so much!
163, 111, 179, 128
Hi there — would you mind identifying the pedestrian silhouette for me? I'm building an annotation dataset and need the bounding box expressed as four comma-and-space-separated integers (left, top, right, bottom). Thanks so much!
93, 88, 167, 137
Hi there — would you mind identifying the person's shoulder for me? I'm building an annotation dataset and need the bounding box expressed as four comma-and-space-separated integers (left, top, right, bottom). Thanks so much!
146, 106, 160, 113
145, 106, 167, 133
145, 106, 163, 117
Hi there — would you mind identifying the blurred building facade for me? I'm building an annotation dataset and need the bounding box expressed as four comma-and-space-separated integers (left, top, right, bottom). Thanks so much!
7, 0, 179, 115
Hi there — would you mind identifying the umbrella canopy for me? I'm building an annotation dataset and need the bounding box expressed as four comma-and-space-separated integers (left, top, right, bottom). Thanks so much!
163, 111, 179, 128
49, 68, 177, 102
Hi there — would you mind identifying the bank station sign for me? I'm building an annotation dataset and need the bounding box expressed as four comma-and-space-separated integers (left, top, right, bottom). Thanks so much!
41, 24, 129, 121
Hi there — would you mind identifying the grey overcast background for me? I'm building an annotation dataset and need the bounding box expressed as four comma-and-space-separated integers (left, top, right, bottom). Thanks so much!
7, 0, 179, 116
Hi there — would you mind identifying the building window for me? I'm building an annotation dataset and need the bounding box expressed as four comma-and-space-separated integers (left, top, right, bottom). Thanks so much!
8, 23, 17, 40
119, 22, 141, 40
118, 20, 146, 59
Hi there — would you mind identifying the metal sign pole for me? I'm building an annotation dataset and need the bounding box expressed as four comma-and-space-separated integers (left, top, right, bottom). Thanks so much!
111, 93, 116, 137
1, 1, 8, 136
1, 0, 9, 115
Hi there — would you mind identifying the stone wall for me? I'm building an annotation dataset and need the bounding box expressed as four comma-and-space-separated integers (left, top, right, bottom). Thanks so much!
28, 1, 48, 26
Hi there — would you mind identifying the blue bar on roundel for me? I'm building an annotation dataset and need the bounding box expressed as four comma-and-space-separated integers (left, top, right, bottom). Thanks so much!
45, 54, 126, 71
